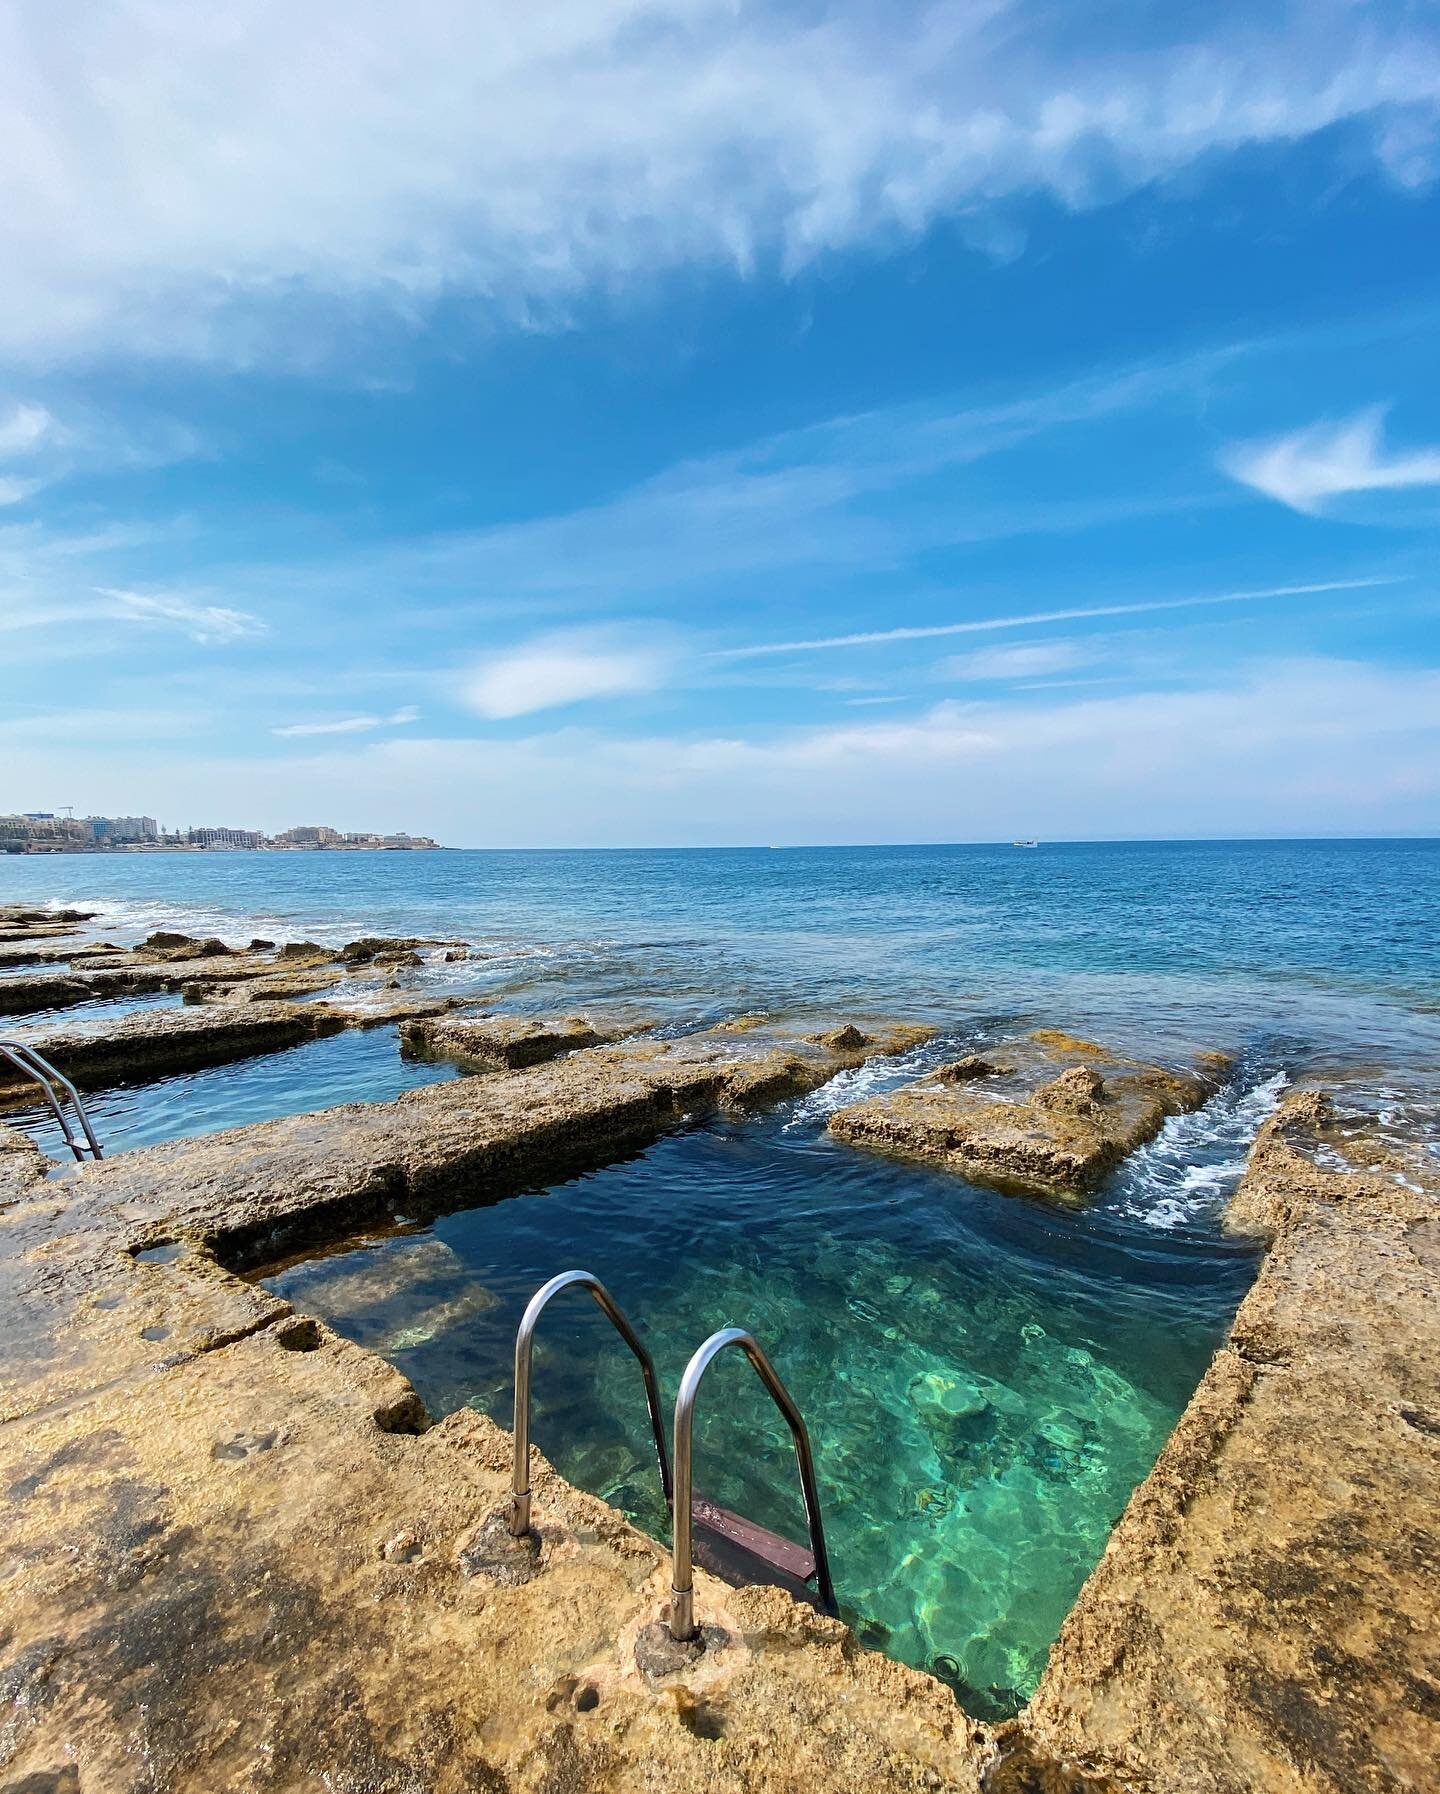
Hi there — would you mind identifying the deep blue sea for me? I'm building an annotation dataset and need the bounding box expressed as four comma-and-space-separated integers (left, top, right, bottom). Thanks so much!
4, 841, 1436, 1711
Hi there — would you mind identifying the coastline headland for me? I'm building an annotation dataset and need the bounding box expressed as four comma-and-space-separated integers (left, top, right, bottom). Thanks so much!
0, 898, 1435, 1791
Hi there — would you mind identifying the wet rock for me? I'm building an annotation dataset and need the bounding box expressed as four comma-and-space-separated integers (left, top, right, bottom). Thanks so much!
144, 930, 198, 950
0, 973, 96, 1017
830, 1029, 1226, 1201
1034, 1065, 1107, 1114
279, 940, 330, 960
248, 937, 276, 951
937, 1055, 1005, 1084
818, 1024, 870, 1050
401, 1013, 617, 1071
443, 947, 469, 963
340, 936, 441, 964
373, 949, 423, 968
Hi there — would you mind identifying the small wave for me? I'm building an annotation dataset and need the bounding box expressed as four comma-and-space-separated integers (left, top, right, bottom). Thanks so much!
783, 1032, 978, 1129
1105, 1071, 1288, 1231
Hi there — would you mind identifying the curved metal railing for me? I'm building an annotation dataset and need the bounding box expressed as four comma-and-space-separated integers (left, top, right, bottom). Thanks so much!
510, 1269, 672, 1537
669, 1326, 835, 1641
0, 1040, 103, 1162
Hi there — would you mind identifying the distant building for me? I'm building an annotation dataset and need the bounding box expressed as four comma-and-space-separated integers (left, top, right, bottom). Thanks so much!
187, 826, 264, 850
274, 825, 344, 849
0, 813, 92, 850
87, 815, 159, 843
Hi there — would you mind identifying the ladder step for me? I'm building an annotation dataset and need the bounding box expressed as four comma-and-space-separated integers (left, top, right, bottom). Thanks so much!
691, 1490, 817, 1603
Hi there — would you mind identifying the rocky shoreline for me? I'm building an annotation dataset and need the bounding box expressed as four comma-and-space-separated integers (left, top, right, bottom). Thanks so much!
0, 902, 1435, 1791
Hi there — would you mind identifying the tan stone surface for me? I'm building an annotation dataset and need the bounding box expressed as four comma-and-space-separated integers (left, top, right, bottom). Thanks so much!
829, 1029, 1227, 1200
401, 1011, 652, 1070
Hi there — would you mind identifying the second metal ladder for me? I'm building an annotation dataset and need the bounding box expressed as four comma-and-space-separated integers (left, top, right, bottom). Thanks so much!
0, 1040, 104, 1162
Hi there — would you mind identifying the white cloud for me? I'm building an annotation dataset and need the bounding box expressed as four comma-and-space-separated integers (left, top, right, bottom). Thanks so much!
0, 1, 1436, 366
11, 657, 1435, 844
940, 639, 1092, 680
461, 631, 672, 718
273, 706, 420, 737
1222, 407, 1440, 514
716, 577, 1398, 658
98, 587, 267, 645
0, 402, 59, 457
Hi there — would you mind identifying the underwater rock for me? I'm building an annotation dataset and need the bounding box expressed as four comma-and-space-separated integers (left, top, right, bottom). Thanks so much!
830, 1029, 1227, 1201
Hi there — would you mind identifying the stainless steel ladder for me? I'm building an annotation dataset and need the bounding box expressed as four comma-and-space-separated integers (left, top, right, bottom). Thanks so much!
509, 1270, 672, 1538
508, 1274, 836, 1643
669, 1327, 836, 1640
0, 1040, 104, 1162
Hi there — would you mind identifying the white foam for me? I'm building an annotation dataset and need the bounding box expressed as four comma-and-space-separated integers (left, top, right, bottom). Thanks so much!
784, 1035, 973, 1128
1107, 1071, 1288, 1231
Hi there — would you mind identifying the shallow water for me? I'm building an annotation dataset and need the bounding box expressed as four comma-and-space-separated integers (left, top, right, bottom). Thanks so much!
6, 1025, 459, 1160
261, 1040, 1270, 1715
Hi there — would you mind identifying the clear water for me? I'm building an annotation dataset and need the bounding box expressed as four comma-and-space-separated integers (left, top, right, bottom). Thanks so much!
6, 1025, 460, 1161
3, 842, 1436, 1709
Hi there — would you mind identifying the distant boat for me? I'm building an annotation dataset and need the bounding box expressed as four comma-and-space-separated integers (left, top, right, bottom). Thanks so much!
1011, 840, 1039, 848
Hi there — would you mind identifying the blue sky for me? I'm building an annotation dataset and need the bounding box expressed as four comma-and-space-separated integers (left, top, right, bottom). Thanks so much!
3, 0, 1439, 845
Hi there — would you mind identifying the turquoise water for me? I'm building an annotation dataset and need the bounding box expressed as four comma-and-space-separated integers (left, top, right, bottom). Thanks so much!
260, 1059, 1268, 1715
3, 842, 1436, 1709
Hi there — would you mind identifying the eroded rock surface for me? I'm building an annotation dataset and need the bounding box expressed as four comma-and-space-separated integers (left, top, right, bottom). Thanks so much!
829, 1029, 1227, 1200
401, 1010, 651, 1070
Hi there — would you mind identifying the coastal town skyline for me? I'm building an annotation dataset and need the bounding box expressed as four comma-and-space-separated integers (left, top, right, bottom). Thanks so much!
1, 812, 441, 853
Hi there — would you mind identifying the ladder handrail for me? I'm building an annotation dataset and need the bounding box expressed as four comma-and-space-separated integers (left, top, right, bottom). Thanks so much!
0, 1040, 103, 1162
510, 1269, 672, 1538
669, 1326, 836, 1642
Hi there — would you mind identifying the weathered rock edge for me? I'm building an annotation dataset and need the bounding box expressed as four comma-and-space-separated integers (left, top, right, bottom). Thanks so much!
1012, 1087, 1440, 1793
829, 1028, 1228, 1200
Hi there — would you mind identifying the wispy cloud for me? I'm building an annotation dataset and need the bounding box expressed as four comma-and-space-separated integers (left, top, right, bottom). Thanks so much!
714, 577, 1399, 659
98, 588, 267, 645
0, 403, 59, 457
461, 630, 673, 719
22, 657, 1432, 845
940, 639, 1093, 681
273, 706, 420, 737
2, 1, 1437, 365
1222, 407, 1440, 514
0, 397, 206, 504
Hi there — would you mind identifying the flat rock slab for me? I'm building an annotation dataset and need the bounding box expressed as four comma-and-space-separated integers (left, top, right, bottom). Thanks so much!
56, 1020, 929, 1269
400, 1010, 650, 1070
0, 998, 465, 1103
829, 1028, 1227, 1200
0, 1001, 348, 1098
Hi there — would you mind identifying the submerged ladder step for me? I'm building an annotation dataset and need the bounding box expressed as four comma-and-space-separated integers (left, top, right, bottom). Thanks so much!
691, 1489, 818, 1604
